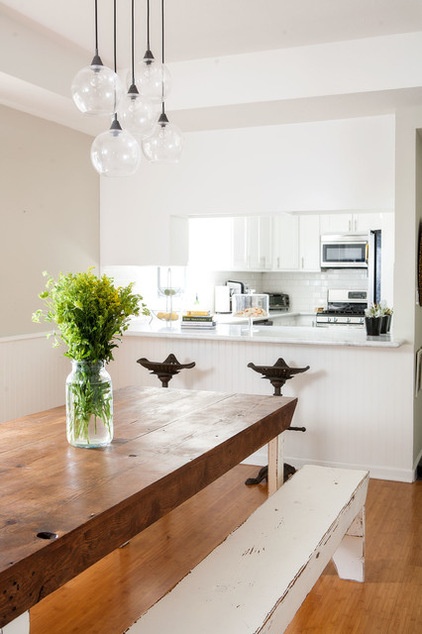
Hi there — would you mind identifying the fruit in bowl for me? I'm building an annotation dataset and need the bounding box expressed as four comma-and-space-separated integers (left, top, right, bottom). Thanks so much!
154, 310, 179, 322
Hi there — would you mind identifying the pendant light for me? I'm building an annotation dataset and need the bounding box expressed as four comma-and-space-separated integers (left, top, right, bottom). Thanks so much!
119, 0, 157, 139
142, 0, 183, 163
71, 0, 123, 116
135, 0, 171, 103
90, 0, 141, 176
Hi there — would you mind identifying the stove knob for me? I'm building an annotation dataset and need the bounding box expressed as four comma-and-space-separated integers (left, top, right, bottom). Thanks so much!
333, 316, 338, 323
346, 317, 351, 323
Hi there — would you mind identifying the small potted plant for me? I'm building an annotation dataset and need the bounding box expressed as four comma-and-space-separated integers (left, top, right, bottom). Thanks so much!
32, 268, 149, 448
364, 303, 382, 336
379, 301, 393, 334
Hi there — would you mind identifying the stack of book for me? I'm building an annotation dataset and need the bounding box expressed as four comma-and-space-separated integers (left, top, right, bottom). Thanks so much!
181, 311, 216, 329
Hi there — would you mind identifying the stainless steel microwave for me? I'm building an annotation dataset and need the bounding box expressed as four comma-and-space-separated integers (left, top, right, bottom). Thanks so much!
320, 234, 368, 268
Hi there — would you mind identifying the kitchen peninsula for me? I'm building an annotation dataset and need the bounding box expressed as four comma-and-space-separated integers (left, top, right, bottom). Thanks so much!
110, 320, 412, 484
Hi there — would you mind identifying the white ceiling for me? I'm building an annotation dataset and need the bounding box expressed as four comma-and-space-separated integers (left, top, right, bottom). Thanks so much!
2, 0, 422, 64
2, 0, 422, 134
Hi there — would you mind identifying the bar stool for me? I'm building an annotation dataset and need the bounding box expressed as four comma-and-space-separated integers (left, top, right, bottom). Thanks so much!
245, 357, 309, 485
137, 353, 196, 388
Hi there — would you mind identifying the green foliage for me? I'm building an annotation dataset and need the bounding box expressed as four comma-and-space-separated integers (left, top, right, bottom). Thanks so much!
365, 301, 393, 318
32, 268, 149, 362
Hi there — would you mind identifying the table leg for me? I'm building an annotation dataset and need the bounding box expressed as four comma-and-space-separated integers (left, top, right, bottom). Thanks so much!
267, 434, 284, 495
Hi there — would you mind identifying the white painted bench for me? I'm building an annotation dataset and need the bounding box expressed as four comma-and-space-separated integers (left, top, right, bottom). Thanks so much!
126, 465, 369, 634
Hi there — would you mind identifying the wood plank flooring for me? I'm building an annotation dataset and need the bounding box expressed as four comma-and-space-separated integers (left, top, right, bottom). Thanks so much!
30, 465, 422, 634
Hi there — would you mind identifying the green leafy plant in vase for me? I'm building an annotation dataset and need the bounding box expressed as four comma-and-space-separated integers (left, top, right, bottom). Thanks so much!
33, 269, 149, 448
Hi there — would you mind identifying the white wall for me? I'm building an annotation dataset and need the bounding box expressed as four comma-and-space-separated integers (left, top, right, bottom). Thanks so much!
0, 106, 99, 337
100, 115, 395, 266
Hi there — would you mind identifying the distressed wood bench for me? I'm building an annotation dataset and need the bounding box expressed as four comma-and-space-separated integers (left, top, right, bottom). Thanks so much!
126, 465, 369, 634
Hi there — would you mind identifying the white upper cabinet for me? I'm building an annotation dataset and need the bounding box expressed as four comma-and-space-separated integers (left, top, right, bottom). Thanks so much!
189, 217, 234, 270
233, 216, 272, 270
188, 212, 387, 272
299, 215, 321, 271
319, 212, 383, 234
272, 214, 320, 271
272, 214, 299, 270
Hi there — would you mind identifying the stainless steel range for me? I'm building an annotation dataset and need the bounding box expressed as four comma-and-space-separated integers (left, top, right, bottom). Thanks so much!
316, 289, 368, 327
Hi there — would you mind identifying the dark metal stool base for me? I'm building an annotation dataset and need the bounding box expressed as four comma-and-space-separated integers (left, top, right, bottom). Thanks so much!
245, 463, 297, 485
245, 357, 310, 488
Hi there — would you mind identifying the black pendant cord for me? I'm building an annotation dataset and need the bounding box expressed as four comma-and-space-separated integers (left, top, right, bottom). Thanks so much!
146, 0, 151, 51
128, 0, 139, 94
94, 0, 99, 57
161, 0, 165, 66
144, 0, 154, 62
160, 0, 166, 117
113, 0, 117, 74
112, 0, 119, 128
91, 0, 103, 65
130, 0, 136, 86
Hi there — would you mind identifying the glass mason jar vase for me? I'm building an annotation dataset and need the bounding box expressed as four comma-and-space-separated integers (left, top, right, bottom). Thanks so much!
66, 360, 113, 448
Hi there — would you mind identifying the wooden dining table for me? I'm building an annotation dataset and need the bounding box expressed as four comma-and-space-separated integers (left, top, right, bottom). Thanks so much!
0, 385, 297, 630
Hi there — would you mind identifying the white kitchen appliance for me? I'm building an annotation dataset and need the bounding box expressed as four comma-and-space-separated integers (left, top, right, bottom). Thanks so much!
316, 289, 368, 326
214, 286, 231, 313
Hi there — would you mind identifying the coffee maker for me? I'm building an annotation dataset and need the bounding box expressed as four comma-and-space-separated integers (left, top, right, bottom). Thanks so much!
214, 280, 245, 313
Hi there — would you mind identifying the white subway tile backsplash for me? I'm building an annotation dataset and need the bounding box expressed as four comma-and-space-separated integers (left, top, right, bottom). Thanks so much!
102, 265, 368, 314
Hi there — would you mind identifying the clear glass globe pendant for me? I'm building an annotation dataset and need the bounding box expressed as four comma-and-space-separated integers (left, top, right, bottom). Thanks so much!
142, 111, 183, 163
119, 84, 158, 139
71, 53, 123, 116
91, 117, 141, 177
136, 49, 171, 103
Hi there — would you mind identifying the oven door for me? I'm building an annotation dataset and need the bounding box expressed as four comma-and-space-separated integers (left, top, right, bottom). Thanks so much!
321, 235, 368, 268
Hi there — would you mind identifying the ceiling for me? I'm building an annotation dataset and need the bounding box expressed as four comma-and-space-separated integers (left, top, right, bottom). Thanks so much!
2, 0, 422, 64
2, 0, 422, 134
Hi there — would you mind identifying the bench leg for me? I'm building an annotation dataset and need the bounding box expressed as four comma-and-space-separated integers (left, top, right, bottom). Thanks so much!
267, 434, 284, 495
1, 611, 30, 634
332, 508, 366, 582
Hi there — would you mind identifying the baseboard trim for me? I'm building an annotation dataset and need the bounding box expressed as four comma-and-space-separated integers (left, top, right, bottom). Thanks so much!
242, 451, 415, 483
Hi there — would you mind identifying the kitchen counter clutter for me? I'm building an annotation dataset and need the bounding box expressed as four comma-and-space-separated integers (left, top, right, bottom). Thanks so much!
128, 318, 403, 348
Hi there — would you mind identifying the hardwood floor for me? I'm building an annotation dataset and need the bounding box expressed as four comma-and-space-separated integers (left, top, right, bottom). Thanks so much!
30, 465, 422, 633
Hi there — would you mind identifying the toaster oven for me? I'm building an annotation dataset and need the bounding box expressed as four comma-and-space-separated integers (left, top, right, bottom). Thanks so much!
264, 293, 290, 311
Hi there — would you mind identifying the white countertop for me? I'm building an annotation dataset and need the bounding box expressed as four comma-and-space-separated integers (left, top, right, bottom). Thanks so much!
214, 311, 303, 324
127, 318, 403, 348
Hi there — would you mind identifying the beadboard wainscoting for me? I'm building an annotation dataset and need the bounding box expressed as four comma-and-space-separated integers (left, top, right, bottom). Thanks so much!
0, 331, 415, 483
0, 334, 69, 424
110, 334, 415, 482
